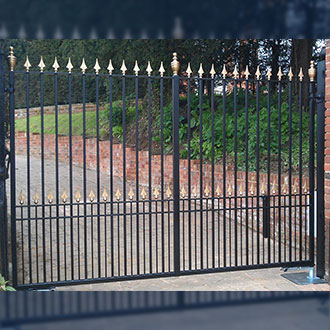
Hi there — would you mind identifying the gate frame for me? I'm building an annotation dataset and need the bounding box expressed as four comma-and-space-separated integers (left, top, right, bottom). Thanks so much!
1, 46, 327, 288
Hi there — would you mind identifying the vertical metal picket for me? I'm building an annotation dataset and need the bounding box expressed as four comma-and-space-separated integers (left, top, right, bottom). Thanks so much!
171, 53, 180, 275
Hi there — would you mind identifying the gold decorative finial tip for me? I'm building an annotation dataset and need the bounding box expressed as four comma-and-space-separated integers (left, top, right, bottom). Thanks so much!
107, 59, 114, 74
8, 46, 17, 71
94, 59, 101, 74
146, 61, 153, 76
171, 52, 180, 75
80, 58, 87, 73
308, 60, 316, 81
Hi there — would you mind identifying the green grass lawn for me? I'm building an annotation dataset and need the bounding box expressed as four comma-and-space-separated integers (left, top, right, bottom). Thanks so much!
15, 110, 109, 139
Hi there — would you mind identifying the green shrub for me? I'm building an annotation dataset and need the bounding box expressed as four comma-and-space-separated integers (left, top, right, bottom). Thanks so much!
100, 99, 136, 137
153, 88, 312, 172
0, 274, 15, 291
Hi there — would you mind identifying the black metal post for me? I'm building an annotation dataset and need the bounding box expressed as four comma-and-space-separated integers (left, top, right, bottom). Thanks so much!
0, 49, 8, 279
316, 55, 325, 278
172, 74, 180, 275
308, 80, 315, 266
8, 48, 17, 287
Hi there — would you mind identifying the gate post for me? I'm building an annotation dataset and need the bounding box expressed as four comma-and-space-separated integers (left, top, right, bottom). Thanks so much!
0, 46, 8, 279
8, 46, 17, 287
316, 50, 325, 278
171, 53, 180, 275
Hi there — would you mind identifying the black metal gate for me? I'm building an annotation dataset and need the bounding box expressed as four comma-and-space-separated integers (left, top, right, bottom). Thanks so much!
0, 47, 326, 289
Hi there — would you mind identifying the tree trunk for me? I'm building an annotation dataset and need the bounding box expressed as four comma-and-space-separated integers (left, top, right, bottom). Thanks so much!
271, 40, 280, 92
290, 39, 314, 110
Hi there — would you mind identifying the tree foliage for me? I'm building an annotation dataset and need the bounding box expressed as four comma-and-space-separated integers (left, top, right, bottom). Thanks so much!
7, 39, 323, 110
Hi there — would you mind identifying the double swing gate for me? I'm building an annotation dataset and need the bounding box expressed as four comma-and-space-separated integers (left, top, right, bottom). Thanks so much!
0, 47, 326, 289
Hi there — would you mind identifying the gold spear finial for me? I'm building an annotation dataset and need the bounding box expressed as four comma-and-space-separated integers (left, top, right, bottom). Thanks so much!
271, 180, 276, 195
221, 64, 227, 79
216, 185, 221, 196
66, 57, 73, 73
120, 60, 127, 75
154, 187, 160, 199
180, 186, 187, 198
255, 65, 261, 80
141, 187, 147, 200
33, 191, 39, 204
75, 190, 81, 203
115, 189, 121, 201
89, 189, 95, 202
102, 188, 108, 201
128, 188, 134, 200
61, 190, 68, 203
204, 185, 210, 197
146, 61, 152, 76
298, 67, 304, 82
193, 186, 198, 198
186, 62, 192, 78
107, 59, 114, 75
293, 180, 299, 194
48, 192, 54, 204
94, 58, 101, 74
227, 184, 233, 196
210, 64, 216, 79
198, 63, 204, 78
277, 67, 283, 81
238, 185, 243, 196
159, 61, 165, 77
261, 182, 266, 195
24, 56, 31, 72
133, 60, 140, 76
244, 65, 250, 80
166, 186, 172, 199
38, 56, 45, 72
8, 46, 16, 71
19, 191, 24, 205
250, 183, 255, 196
308, 60, 316, 82
288, 67, 293, 81
171, 52, 180, 75
80, 58, 87, 74
282, 177, 288, 194
233, 65, 239, 79
303, 180, 308, 193
52, 57, 60, 73
266, 67, 272, 80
